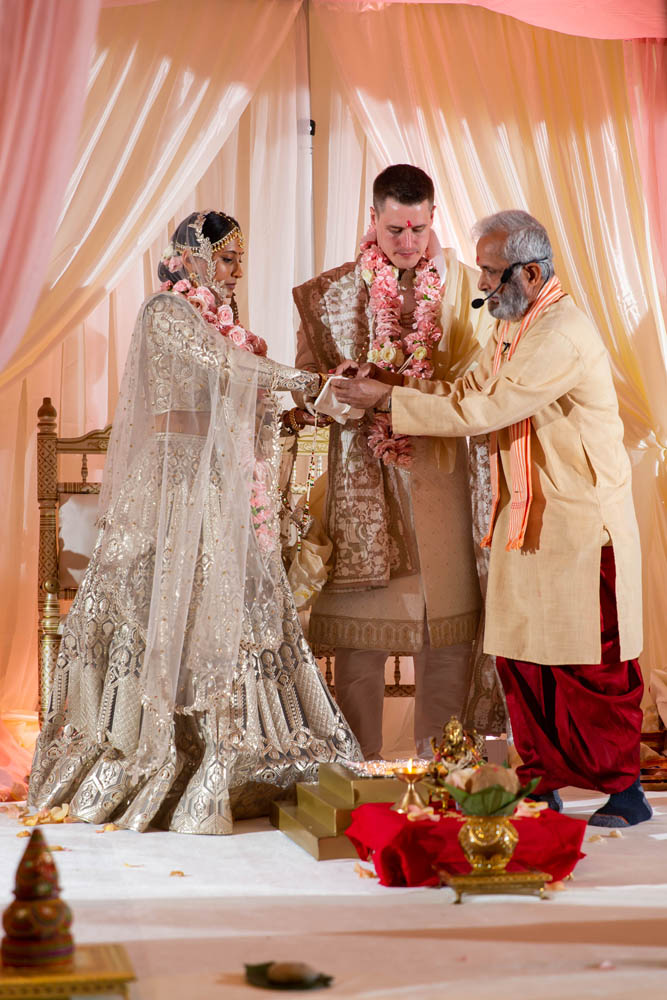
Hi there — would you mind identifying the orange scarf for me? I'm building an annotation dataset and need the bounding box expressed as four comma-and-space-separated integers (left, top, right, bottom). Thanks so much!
481, 275, 566, 551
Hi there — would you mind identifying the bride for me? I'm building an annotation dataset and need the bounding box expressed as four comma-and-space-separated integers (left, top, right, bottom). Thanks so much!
29, 210, 361, 834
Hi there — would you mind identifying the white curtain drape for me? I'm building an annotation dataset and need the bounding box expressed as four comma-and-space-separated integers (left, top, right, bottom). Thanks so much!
311, 2, 667, 724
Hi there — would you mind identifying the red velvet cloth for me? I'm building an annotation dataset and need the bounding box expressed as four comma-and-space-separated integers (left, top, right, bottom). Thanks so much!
346, 802, 586, 887
497, 547, 643, 795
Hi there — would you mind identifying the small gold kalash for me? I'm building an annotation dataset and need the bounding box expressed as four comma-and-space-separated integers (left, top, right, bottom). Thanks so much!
436, 764, 552, 903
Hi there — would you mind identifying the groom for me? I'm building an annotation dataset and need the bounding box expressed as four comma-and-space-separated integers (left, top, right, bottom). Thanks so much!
292, 164, 493, 758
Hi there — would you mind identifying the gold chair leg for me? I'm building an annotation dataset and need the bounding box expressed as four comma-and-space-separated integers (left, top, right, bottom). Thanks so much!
39, 579, 61, 725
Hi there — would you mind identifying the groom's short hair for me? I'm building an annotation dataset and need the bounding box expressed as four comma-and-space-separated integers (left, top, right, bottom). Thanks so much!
373, 164, 434, 212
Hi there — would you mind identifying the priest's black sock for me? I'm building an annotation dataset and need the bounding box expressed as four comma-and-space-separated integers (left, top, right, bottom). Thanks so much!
588, 778, 653, 828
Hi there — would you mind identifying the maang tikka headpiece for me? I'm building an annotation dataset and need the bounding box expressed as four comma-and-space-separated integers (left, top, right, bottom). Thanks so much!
175, 211, 245, 304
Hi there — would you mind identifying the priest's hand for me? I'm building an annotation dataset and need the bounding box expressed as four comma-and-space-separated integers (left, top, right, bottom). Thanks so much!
332, 378, 392, 411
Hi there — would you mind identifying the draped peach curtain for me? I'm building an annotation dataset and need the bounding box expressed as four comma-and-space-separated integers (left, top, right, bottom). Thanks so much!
311, 2, 667, 725
0, 0, 101, 373
1, 0, 666, 785
624, 40, 667, 296
0, 0, 302, 392
0, 0, 305, 748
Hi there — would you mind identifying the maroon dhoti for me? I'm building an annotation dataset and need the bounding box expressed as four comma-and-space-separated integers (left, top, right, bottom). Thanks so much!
496, 547, 643, 794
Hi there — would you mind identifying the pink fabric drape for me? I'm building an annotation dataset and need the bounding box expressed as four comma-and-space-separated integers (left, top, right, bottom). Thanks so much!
313, 1, 667, 40
624, 39, 667, 290
0, 0, 101, 373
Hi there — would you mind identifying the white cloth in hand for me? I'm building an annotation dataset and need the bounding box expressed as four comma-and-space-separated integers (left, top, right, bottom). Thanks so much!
314, 376, 365, 424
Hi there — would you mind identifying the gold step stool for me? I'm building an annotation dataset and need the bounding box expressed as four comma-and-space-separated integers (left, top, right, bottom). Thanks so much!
0, 943, 135, 998
271, 763, 428, 860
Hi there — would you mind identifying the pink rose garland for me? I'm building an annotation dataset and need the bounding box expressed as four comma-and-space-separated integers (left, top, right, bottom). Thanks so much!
250, 461, 280, 555
359, 236, 443, 466
160, 278, 267, 357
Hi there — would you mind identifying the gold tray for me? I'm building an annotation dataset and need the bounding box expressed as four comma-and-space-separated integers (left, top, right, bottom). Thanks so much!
438, 869, 552, 904
0, 943, 135, 998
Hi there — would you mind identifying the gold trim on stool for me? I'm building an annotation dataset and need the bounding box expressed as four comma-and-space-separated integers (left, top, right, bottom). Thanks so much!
0, 943, 135, 998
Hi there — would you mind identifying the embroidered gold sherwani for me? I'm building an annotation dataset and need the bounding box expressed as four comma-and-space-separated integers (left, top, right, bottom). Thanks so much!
293, 249, 494, 653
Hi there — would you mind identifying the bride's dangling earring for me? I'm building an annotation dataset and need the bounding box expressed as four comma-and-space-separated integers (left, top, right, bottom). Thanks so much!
189, 271, 198, 287
231, 292, 239, 324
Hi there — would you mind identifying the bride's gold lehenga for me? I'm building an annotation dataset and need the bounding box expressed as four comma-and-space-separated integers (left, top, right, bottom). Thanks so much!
29, 292, 361, 833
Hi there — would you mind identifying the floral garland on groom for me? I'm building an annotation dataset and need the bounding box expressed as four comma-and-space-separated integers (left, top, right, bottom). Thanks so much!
359, 230, 444, 467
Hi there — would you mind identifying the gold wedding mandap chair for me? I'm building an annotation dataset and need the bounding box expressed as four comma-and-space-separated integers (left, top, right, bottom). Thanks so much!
36, 398, 112, 722
36, 398, 414, 722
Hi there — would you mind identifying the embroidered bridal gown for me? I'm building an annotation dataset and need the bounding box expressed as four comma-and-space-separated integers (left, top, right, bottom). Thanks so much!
29, 292, 360, 833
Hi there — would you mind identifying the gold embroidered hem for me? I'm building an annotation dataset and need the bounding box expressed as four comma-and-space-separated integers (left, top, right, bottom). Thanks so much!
308, 609, 479, 653
29, 573, 360, 835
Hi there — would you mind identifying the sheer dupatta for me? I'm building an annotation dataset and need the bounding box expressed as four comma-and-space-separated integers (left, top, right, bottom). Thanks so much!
70, 291, 281, 777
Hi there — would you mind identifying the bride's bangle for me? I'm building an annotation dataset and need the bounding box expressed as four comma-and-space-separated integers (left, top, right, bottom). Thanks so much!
288, 407, 302, 434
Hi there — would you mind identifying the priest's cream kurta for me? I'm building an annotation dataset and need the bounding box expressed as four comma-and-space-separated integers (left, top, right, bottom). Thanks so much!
293, 250, 493, 652
392, 294, 642, 665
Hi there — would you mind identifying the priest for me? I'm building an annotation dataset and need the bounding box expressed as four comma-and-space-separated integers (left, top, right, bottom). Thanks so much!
332, 209, 652, 827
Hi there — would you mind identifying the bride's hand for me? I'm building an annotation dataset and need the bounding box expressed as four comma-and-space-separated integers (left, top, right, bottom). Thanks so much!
282, 407, 332, 432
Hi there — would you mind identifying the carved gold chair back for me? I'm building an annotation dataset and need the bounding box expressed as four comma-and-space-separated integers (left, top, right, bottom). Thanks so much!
37, 398, 111, 722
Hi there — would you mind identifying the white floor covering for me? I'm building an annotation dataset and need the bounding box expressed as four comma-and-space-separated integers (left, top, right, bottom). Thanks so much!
1, 787, 666, 999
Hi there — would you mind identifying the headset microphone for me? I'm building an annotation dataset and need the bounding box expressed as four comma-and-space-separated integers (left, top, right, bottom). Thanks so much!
471, 264, 517, 309
471, 259, 545, 309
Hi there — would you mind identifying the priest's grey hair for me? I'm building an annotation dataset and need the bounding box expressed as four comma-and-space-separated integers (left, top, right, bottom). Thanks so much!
472, 210, 554, 280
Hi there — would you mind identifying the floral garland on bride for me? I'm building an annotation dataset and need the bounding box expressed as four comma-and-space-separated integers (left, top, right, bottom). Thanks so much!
359, 234, 443, 467
160, 272, 268, 358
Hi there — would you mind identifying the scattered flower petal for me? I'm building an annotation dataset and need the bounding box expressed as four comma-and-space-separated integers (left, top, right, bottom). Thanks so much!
124, 863, 144, 868
597, 960, 615, 970
96, 823, 119, 833
16, 830, 30, 838
170, 870, 187, 877
405, 804, 440, 823
587, 834, 605, 843
608, 829, 624, 839
353, 863, 377, 880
